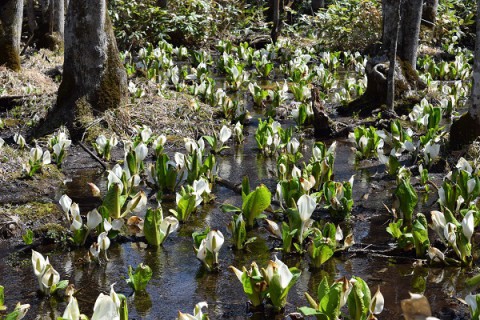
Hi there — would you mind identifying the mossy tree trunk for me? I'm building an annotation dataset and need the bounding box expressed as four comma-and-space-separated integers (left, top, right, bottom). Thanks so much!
33, 0, 127, 141
344, 0, 424, 115
0, 0, 24, 71
450, 0, 480, 148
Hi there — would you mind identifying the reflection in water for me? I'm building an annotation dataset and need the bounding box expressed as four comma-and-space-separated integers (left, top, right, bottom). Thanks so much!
0, 106, 470, 319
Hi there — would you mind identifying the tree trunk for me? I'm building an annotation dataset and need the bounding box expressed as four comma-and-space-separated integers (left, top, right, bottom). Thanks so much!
157, 0, 167, 8
0, 0, 24, 71
344, 0, 424, 115
36, 0, 64, 50
27, 0, 37, 35
422, 0, 438, 26
270, 0, 282, 43
397, 0, 423, 68
32, 0, 127, 141
450, 0, 480, 148
383, 0, 422, 69
311, 0, 325, 12
386, 0, 401, 111
51, 0, 65, 38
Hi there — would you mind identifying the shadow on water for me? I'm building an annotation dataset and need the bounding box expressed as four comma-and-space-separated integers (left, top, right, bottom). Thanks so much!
0, 83, 471, 319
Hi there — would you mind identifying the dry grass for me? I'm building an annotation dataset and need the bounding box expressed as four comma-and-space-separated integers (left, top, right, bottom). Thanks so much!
1, 48, 225, 147
0, 49, 61, 96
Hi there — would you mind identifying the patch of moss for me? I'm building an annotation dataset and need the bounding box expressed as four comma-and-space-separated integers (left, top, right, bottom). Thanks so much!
5, 202, 61, 221
43, 164, 65, 179
95, 13, 127, 113
36, 223, 68, 243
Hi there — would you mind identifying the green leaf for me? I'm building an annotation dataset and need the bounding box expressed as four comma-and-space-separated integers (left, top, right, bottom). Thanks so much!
126, 263, 153, 292
386, 220, 404, 239
395, 179, 418, 226
298, 306, 326, 318
22, 229, 34, 245
102, 183, 123, 219
320, 282, 342, 317
241, 176, 250, 199
242, 184, 271, 228
0, 285, 6, 311
220, 203, 241, 213
177, 194, 197, 222
202, 135, 215, 148
144, 208, 162, 246
5, 311, 20, 320
119, 294, 129, 320
52, 280, 69, 293
347, 276, 371, 320
316, 245, 335, 266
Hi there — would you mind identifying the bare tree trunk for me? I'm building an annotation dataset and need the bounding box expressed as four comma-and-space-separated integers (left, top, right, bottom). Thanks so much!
422, 0, 438, 26
383, 0, 423, 69
32, 0, 127, 140
51, 0, 65, 38
271, 0, 281, 43
311, 0, 325, 12
450, 0, 480, 148
27, 0, 37, 35
386, 0, 401, 111
35, 0, 64, 50
397, 0, 423, 68
0, 0, 24, 71
157, 0, 167, 8
472, 1, 480, 120
344, 0, 425, 115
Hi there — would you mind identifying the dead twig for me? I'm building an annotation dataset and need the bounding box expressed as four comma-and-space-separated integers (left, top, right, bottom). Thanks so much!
78, 142, 107, 170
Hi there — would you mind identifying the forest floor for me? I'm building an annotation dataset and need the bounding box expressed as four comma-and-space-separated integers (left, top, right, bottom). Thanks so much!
0, 48, 226, 243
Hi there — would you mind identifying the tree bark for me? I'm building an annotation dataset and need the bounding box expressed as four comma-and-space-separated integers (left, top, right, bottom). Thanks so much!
311, 0, 325, 12
383, 0, 423, 69
344, 0, 424, 115
27, 0, 37, 35
271, 0, 281, 43
32, 0, 127, 140
386, 0, 401, 111
450, 0, 480, 148
51, 0, 65, 38
422, 0, 438, 26
0, 0, 24, 71
157, 0, 167, 8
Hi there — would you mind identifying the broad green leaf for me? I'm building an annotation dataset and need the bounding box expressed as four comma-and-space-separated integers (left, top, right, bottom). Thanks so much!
102, 184, 122, 219
242, 184, 271, 227
0, 285, 5, 311
144, 208, 161, 246
126, 263, 152, 292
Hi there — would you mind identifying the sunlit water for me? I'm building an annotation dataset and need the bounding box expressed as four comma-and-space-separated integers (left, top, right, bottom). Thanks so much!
0, 80, 471, 319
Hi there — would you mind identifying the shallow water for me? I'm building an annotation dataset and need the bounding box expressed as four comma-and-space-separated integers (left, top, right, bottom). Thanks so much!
1, 133, 471, 320
0, 82, 472, 320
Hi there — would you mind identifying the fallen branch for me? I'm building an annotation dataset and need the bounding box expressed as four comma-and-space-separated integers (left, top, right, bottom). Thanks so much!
78, 142, 107, 170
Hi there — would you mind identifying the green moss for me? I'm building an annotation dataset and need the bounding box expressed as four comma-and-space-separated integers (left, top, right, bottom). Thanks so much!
6, 202, 61, 221
39, 164, 66, 181
95, 13, 127, 113
0, 41, 20, 72
36, 223, 68, 243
